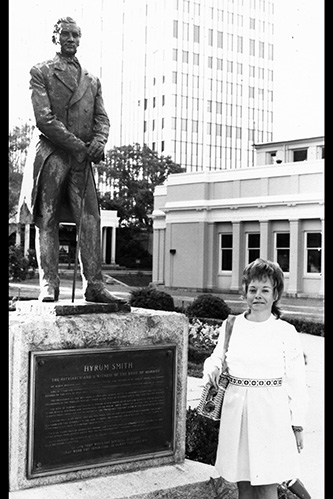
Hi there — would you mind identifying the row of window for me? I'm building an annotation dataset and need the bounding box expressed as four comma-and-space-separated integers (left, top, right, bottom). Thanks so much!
220, 232, 322, 274
174, 0, 274, 18
173, 21, 274, 59
173, 50, 274, 80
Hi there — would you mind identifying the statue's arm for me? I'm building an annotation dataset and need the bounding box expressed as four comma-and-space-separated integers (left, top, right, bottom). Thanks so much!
29, 65, 87, 162
92, 78, 110, 146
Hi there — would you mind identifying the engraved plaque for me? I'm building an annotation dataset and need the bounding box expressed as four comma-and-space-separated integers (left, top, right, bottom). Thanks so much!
28, 346, 176, 477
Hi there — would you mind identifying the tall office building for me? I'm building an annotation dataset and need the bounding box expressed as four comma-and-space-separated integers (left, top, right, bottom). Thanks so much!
106, 0, 275, 172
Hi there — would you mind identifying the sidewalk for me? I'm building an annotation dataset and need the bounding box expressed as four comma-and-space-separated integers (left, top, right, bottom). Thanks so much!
9, 274, 324, 323
187, 333, 325, 499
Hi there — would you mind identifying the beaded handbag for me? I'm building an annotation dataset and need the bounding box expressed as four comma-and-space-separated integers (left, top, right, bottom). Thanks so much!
197, 315, 236, 421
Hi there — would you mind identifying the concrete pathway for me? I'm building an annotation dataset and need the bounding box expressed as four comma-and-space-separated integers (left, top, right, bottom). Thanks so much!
187, 333, 325, 499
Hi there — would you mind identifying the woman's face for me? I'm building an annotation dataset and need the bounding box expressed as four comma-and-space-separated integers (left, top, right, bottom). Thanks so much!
246, 276, 277, 314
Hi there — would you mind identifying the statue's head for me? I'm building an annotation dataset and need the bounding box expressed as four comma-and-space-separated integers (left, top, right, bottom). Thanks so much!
52, 17, 81, 57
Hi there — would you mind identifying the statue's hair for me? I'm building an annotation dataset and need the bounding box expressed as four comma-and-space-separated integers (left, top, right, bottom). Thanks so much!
52, 17, 81, 45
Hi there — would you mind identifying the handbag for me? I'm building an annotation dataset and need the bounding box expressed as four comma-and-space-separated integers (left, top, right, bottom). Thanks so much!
285, 478, 311, 499
197, 314, 236, 421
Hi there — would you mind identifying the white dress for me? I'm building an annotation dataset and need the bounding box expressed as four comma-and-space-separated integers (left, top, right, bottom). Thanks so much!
203, 312, 308, 486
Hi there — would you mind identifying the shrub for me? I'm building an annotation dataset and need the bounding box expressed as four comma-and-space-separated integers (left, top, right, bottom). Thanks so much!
186, 294, 231, 320
188, 318, 222, 350
185, 408, 219, 465
9, 245, 29, 281
129, 286, 175, 311
282, 316, 324, 337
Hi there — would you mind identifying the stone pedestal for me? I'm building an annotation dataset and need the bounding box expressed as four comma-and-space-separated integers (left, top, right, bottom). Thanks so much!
9, 302, 223, 498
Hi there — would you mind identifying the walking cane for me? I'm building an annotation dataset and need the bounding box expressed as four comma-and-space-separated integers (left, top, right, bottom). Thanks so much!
71, 158, 91, 303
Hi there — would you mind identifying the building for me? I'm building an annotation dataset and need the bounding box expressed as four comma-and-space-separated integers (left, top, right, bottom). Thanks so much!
109, 0, 275, 172
152, 136, 324, 297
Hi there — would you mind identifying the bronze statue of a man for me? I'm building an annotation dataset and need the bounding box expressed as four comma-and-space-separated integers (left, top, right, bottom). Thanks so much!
19, 17, 119, 303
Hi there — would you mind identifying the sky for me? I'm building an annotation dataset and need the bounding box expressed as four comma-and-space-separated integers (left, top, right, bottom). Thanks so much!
8, 0, 324, 142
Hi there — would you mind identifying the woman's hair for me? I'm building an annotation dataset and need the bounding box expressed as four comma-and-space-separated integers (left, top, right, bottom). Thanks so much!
241, 258, 284, 318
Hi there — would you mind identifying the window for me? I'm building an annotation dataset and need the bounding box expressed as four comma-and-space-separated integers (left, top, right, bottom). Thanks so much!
247, 233, 260, 263
193, 25, 200, 43
182, 50, 189, 63
220, 234, 233, 271
227, 60, 233, 72
193, 53, 200, 65
173, 48, 178, 61
217, 31, 223, 48
305, 233, 322, 273
173, 20, 178, 38
293, 149, 307, 162
208, 29, 213, 46
276, 233, 290, 272
250, 39, 255, 56
259, 41, 265, 58
267, 151, 277, 164
183, 22, 189, 41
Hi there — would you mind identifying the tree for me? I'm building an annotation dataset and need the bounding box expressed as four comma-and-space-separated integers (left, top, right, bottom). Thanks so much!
96, 143, 184, 228
8, 123, 34, 219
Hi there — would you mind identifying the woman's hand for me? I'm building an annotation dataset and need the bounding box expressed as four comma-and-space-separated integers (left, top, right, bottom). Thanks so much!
206, 366, 220, 389
294, 430, 304, 453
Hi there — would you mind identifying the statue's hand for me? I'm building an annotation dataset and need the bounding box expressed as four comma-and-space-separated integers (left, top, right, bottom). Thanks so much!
86, 139, 104, 163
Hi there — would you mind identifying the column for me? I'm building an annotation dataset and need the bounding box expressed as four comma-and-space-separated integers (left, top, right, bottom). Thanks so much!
101, 227, 107, 263
319, 218, 324, 297
15, 223, 22, 248
24, 223, 30, 256
288, 219, 301, 296
259, 220, 270, 260
230, 221, 241, 292
111, 227, 116, 264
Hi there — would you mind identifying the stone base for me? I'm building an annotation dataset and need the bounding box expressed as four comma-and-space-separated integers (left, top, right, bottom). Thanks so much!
9, 308, 188, 491
8, 460, 230, 499
15, 298, 131, 315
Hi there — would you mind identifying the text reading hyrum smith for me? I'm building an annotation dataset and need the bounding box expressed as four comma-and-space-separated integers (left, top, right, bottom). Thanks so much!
28, 346, 176, 477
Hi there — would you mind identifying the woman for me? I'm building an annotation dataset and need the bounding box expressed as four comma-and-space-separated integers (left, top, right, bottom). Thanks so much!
203, 259, 308, 499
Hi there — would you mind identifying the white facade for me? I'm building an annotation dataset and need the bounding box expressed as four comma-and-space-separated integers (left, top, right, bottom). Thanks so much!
111, 0, 275, 172
152, 137, 324, 297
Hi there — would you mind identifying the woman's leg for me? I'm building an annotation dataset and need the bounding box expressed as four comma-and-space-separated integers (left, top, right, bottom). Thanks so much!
254, 483, 278, 499
237, 481, 256, 499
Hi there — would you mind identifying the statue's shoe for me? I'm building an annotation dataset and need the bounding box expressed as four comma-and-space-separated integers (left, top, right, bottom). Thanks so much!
38, 286, 60, 302
84, 283, 126, 304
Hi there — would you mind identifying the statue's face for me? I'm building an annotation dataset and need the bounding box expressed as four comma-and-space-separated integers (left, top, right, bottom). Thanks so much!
59, 22, 81, 56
